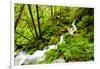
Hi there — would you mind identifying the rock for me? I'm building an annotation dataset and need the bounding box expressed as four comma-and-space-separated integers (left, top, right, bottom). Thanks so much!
52, 58, 66, 63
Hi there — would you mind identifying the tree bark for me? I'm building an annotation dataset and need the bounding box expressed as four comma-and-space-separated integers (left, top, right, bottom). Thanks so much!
36, 5, 42, 39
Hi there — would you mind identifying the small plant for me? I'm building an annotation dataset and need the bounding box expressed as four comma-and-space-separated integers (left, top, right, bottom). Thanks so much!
45, 35, 94, 63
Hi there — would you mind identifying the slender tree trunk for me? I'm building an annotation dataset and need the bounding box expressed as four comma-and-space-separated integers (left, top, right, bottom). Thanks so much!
28, 4, 39, 39
15, 4, 25, 30
51, 6, 54, 23
36, 5, 42, 39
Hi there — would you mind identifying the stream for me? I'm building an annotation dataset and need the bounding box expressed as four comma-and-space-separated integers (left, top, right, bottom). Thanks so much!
14, 19, 77, 65
14, 35, 65, 65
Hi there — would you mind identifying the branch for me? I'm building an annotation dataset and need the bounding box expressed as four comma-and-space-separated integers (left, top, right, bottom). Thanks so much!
16, 31, 31, 41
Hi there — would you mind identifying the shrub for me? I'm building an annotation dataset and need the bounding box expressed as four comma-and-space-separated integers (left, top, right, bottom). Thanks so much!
45, 35, 94, 63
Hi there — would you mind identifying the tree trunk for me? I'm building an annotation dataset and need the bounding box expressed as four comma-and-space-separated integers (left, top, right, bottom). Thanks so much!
36, 5, 42, 39
15, 4, 25, 30
28, 4, 39, 39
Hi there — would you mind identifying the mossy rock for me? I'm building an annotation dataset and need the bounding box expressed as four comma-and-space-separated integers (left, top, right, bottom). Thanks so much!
48, 36, 59, 45
38, 43, 45, 50
28, 48, 36, 55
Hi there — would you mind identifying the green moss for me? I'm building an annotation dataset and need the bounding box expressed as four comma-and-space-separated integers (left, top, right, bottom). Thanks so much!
28, 48, 36, 55
48, 36, 59, 45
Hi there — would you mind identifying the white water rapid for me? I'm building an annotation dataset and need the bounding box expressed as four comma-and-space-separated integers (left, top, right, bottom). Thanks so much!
15, 34, 64, 65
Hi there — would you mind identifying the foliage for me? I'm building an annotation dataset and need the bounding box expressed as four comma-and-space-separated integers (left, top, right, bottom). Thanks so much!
14, 3, 94, 63
45, 35, 94, 63
45, 49, 59, 63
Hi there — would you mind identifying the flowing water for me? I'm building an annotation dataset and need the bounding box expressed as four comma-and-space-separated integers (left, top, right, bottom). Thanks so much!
68, 19, 77, 35
15, 35, 64, 65
15, 19, 77, 65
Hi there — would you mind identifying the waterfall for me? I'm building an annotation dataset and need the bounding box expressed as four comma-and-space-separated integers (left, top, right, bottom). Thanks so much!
68, 19, 77, 35
15, 34, 65, 65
